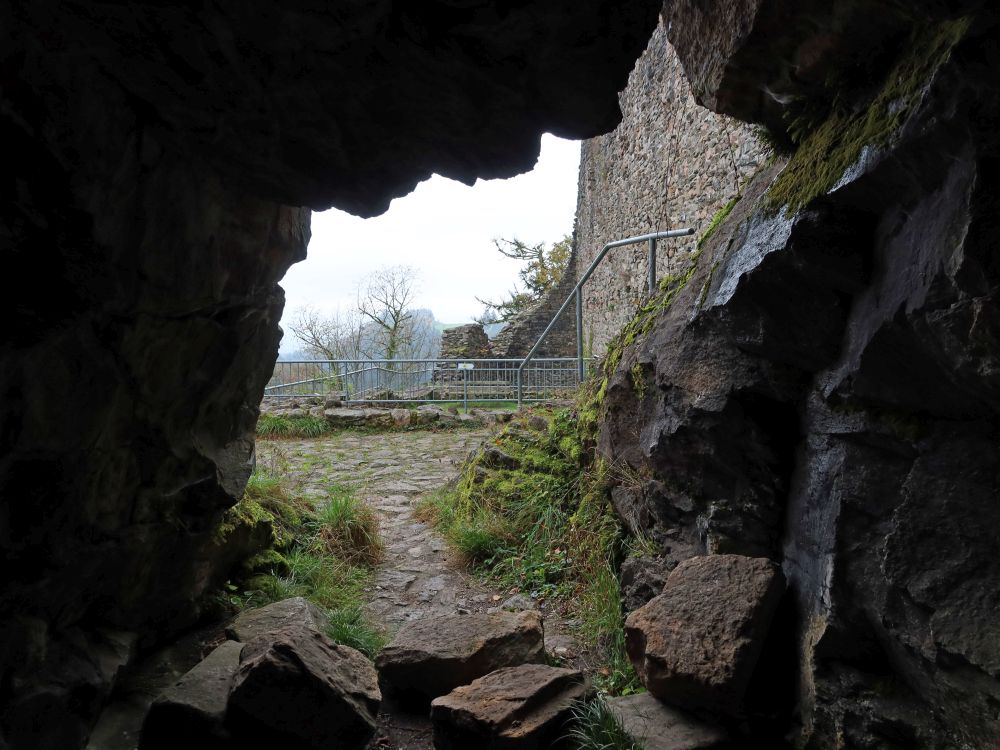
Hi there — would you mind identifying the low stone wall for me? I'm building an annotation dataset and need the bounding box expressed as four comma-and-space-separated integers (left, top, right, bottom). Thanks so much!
260, 399, 517, 429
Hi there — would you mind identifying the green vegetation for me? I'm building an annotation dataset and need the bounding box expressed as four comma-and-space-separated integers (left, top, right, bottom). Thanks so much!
766, 17, 971, 215
565, 698, 642, 750
422, 407, 641, 694
697, 196, 740, 253
257, 413, 331, 438
218, 465, 385, 657
476, 234, 572, 325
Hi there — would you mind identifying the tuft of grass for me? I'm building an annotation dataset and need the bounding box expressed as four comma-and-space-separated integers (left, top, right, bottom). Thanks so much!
309, 485, 384, 566
564, 698, 642, 750
430, 408, 640, 692
217, 465, 385, 657
257, 413, 331, 438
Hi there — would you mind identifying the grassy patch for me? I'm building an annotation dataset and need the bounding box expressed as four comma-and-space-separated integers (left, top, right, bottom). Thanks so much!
257, 413, 331, 438
425, 407, 641, 694
565, 697, 641, 750
218, 466, 385, 657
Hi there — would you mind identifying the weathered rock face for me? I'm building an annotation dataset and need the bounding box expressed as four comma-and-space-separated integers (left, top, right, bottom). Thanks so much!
0, 3, 661, 747
228, 626, 380, 750
595, 2, 1000, 746
624, 555, 785, 715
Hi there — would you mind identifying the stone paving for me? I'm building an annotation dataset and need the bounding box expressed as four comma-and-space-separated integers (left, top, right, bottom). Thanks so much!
257, 427, 583, 749
258, 428, 500, 633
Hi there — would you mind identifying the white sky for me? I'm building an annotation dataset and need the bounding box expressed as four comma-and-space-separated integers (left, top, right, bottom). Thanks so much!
278, 135, 581, 351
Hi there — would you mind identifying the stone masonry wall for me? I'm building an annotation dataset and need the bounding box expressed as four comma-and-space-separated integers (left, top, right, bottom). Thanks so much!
488, 252, 579, 359
574, 16, 769, 354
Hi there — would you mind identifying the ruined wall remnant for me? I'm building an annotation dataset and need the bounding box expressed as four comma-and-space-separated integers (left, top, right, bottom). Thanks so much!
590, 1, 1000, 747
488, 253, 580, 359
574, 18, 768, 354
0, 2, 662, 747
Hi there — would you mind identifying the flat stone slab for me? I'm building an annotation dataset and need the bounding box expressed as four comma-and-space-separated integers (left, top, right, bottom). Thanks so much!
225, 596, 328, 643
375, 611, 545, 703
139, 640, 244, 750
606, 693, 730, 750
431, 664, 591, 750
625, 554, 784, 715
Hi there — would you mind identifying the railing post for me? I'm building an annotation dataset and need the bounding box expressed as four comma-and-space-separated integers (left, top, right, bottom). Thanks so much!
516, 368, 523, 407
648, 237, 657, 296
576, 288, 585, 382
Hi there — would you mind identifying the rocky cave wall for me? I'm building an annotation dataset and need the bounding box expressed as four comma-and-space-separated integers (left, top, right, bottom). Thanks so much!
0, 3, 661, 748
574, 17, 767, 355
593, 1, 1000, 747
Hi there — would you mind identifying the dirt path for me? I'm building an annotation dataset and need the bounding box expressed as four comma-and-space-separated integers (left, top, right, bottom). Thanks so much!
259, 427, 585, 749
260, 428, 504, 630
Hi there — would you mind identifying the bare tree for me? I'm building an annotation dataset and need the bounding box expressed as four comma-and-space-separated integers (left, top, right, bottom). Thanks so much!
288, 305, 366, 360
357, 265, 421, 362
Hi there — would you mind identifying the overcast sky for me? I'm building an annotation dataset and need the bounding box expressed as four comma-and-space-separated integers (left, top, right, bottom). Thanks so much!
277, 135, 580, 352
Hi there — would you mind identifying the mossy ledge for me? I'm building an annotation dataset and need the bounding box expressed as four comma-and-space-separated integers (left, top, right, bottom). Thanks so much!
765, 16, 972, 216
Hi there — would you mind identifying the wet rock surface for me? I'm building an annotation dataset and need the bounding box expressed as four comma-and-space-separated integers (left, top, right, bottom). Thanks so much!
376, 611, 545, 705
625, 555, 784, 715
430, 664, 591, 750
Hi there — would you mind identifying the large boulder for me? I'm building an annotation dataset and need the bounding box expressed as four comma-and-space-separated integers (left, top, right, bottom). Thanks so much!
625, 555, 784, 714
225, 597, 328, 643
605, 693, 730, 750
139, 640, 244, 750
375, 611, 544, 703
430, 664, 590, 750
227, 626, 380, 750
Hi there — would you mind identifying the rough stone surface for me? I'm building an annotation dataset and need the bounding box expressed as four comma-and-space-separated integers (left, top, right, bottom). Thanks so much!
375, 611, 545, 703
606, 693, 730, 750
575, 17, 767, 354
139, 640, 243, 750
619, 556, 672, 613
227, 626, 380, 750
594, 5, 1000, 745
430, 664, 590, 750
0, 3, 660, 745
225, 597, 327, 644
625, 555, 784, 714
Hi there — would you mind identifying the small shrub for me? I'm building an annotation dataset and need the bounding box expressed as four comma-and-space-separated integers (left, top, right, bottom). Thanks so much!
565, 698, 642, 750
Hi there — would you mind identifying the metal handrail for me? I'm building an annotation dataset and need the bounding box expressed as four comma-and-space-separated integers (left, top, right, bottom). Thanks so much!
516, 228, 695, 405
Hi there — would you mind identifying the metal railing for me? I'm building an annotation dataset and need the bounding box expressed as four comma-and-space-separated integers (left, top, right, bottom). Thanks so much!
264, 358, 588, 404
516, 228, 695, 404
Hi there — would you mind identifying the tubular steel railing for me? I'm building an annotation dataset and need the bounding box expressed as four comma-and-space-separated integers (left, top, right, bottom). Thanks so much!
263, 358, 585, 404
516, 228, 695, 405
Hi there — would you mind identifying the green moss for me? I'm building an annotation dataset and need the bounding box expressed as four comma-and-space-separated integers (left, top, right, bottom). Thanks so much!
697, 196, 740, 253
427, 407, 641, 693
766, 17, 971, 215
